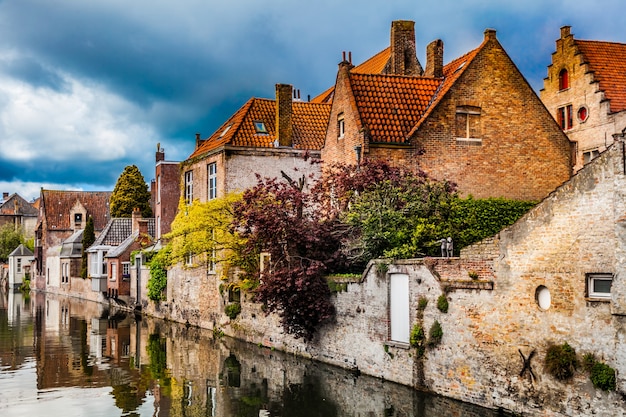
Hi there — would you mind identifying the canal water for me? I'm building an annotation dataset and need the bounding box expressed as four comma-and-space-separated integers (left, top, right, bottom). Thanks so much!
0, 289, 513, 417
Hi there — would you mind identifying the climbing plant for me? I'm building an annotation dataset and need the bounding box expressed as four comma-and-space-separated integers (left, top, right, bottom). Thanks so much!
147, 246, 171, 301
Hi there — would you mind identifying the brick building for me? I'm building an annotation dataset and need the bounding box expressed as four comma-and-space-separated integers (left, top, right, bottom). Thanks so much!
321, 21, 573, 201
183, 83, 330, 205
0, 192, 38, 238
151, 145, 180, 240
541, 26, 626, 172
34, 190, 111, 290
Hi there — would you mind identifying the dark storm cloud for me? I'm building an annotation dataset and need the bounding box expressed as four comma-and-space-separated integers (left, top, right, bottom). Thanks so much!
0, 0, 625, 201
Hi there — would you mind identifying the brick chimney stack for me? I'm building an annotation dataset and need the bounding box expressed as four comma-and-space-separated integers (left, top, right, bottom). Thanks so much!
425, 39, 444, 78
2, 192, 8, 200
156, 143, 165, 162
275, 83, 293, 147
131, 207, 141, 234
389, 20, 423, 76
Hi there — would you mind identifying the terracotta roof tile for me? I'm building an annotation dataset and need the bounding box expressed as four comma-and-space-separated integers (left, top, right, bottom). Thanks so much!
575, 39, 626, 113
41, 190, 111, 231
350, 73, 440, 143
189, 98, 330, 159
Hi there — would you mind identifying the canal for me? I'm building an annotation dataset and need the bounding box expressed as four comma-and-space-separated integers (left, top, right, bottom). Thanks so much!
0, 290, 514, 416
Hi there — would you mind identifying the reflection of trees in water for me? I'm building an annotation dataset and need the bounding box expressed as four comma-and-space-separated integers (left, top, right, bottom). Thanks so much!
281, 375, 338, 417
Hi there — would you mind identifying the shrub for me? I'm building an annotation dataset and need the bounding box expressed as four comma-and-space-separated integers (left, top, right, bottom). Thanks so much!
468, 270, 479, 280
418, 296, 428, 311
590, 361, 616, 391
437, 294, 449, 313
410, 324, 426, 358
225, 303, 241, 319
428, 320, 443, 347
545, 342, 578, 380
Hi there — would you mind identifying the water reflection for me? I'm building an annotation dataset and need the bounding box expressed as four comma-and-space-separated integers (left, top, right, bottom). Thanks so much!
0, 289, 513, 416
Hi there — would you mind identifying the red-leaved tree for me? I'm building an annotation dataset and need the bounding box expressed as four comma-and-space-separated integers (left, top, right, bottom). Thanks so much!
231, 174, 343, 340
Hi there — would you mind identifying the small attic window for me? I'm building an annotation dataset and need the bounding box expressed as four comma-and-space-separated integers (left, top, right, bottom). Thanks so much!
220, 124, 232, 137
254, 121, 268, 134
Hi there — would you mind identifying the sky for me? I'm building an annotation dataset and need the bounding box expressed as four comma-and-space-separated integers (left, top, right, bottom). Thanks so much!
0, 0, 625, 202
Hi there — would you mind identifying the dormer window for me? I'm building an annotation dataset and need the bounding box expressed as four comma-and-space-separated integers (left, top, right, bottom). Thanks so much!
74, 213, 82, 223
254, 121, 268, 134
337, 113, 345, 138
559, 69, 569, 90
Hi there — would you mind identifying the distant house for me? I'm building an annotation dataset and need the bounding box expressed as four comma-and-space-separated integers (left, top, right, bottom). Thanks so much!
34, 190, 111, 291
541, 26, 626, 171
7, 244, 33, 290
87, 208, 154, 303
321, 21, 573, 201
0, 192, 38, 238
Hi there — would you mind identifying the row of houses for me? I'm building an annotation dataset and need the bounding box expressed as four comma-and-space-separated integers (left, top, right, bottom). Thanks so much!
6, 21, 626, 414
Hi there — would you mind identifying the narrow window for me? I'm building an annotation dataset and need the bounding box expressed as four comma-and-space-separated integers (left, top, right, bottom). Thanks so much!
455, 106, 481, 142
557, 105, 573, 130
17, 258, 22, 273
186, 253, 194, 267
587, 273, 612, 299
110, 263, 117, 281
254, 121, 268, 134
122, 262, 130, 280
184, 170, 194, 205
157, 174, 161, 204
208, 162, 217, 200
337, 113, 345, 138
559, 69, 569, 90
90, 253, 98, 276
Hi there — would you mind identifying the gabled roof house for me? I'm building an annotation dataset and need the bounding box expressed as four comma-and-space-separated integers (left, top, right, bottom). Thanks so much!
0, 192, 38, 238
322, 21, 573, 201
541, 26, 626, 171
183, 83, 331, 206
34, 190, 111, 290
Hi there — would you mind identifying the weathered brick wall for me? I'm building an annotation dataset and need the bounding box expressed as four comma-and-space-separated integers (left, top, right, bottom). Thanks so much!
149, 143, 626, 416
154, 161, 180, 238
414, 33, 571, 200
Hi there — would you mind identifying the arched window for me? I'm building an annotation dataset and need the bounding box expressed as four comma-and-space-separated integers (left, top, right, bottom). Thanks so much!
559, 69, 569, 90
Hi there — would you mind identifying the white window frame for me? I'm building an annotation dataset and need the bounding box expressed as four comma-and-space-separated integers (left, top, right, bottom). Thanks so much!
208, 162, 217, 200
338, 112, 345, 138
17, 258, 22, 273
587, 273, 612, 299
122, 262, 130, 280
184, 170, 194, 205
110, 262, 116, 281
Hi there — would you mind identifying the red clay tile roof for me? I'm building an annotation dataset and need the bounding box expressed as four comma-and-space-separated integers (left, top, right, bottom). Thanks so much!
189, 98, 330, 159
350, 73, 441, 143
575, 39, 626, 113
41, 190, 112, 231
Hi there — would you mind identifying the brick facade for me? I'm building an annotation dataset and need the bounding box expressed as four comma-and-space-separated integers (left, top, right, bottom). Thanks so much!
541, 26, 626, 172
323, 27, 572, 201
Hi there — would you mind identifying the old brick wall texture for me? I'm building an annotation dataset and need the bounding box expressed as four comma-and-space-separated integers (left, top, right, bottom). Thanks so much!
151, 141, 626, 416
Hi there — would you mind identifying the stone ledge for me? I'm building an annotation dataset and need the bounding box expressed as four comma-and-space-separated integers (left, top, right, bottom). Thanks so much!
442, 280, 494, 291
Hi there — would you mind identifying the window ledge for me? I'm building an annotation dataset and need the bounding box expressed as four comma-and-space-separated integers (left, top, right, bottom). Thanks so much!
585, 297, 610, 303
386, 341, 410, 349
456, 138, 482, 145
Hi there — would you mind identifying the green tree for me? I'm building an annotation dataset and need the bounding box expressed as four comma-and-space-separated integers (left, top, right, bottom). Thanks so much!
0, 224, 24, 263
81, 216, 95, 278
110, 165, 153, 218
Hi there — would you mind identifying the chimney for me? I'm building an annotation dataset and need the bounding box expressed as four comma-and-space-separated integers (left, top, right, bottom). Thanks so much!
425, 39, 444, 78
132, 207, 141, 234
389, 20, 423, 76
156, 143, 165, 162
195, 133, 205, 149
484, 28, 497, 41
2, 192, 8, 200
275, 83, 293, 147
560, 25, 571, 39
138, 219, 149, 236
